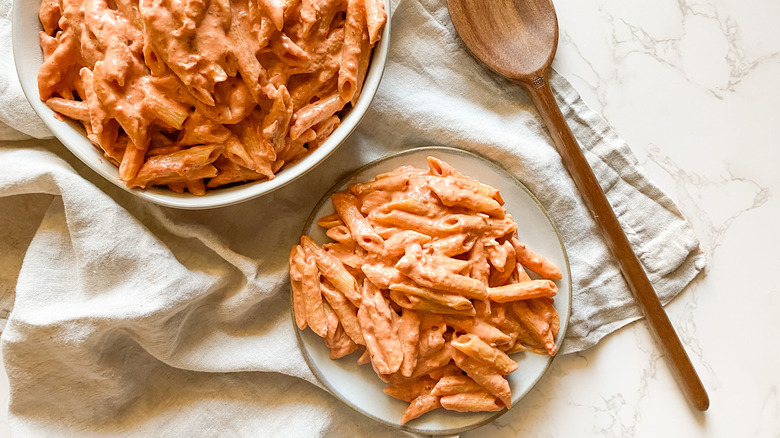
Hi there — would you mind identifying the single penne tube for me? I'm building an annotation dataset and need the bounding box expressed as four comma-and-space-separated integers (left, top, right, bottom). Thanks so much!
338, 0, 365, 102
296, 252, 329, 338
441, 315, 512, 346
331, 192, 385, 253
511, 235, 563, 280
290, 93, 346, 140
350, 24, 372, 105
320, 280, 365, 345
397, 309, 421, 377
488, 280, 558, 303
440, 392, 504, 412
358, 281, 403, 375
301, 236, 361, 305
430, 375, 484, 396
348, 173, 414, 196
45, 97, 90, 121
451, 333, 518, 375
364, 0, 387, 45
401, 394, 441, 425
119, 142, 148, 182
389, 283, 474, 312
317, 213, 343, 228
289, 246, 308, 330
389, 291, 476, 317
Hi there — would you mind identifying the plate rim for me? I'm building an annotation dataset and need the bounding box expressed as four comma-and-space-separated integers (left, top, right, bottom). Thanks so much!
292, 145, 573, 435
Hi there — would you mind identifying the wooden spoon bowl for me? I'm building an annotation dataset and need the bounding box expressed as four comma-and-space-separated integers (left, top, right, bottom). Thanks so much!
448, 0, 709, 412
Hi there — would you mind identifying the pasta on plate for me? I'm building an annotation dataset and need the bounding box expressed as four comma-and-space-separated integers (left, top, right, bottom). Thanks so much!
36, 0, 386, 194
289, 157, 563, 424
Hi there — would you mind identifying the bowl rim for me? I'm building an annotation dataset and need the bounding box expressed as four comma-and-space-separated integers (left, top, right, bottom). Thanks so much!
293, 145, 573, 436
12, 0, 391, 210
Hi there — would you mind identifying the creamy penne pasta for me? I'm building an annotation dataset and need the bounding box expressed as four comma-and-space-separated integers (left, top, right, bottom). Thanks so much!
37, 0, 386, 194
289, 157, 563, 423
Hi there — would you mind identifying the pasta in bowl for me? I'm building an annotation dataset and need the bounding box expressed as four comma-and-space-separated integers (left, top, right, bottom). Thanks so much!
12, 0, 390, 208
292, 147, 571, 435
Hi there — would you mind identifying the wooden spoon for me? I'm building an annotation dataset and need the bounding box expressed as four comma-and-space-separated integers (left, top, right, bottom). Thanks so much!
447, 0, 709, 411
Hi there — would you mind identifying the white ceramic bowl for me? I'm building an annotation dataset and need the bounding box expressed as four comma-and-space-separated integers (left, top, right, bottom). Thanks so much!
296, 146, 572, 435
12, 1, 390, 209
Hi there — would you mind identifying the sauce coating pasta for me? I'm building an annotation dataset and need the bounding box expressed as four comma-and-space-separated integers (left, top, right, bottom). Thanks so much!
290, 157, 563, 424
37, 0, 386, 194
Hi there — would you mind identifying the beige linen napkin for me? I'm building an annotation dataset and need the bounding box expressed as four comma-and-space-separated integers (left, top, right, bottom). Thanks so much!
0, 0, 704, 435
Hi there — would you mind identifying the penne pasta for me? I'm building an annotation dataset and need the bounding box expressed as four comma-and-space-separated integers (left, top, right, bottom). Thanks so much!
301, 236, 361, 306
451, 334, 518, 375
358, 282, 403, 375
296, 250, 329, 338
332, 192, 385, 253
397, 309, 421, 378
439, 392, 504, 412
401, 394, 441, 425
511, 235, 563, 280
488, 280, 558, 303
320, 280, 365, 345
431, 375, 484, 396
289, 158, 562, 423
37, 0, 386, 193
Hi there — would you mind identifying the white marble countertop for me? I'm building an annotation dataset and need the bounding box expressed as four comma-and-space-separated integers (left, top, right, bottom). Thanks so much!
2, 0, 779, 436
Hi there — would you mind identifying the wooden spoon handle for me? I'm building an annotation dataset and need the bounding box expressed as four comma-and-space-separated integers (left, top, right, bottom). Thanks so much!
524, 73, 709, 411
